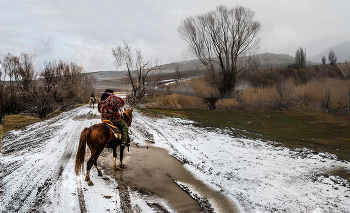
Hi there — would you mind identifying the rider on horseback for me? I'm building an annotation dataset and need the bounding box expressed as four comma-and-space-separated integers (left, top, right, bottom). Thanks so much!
89, 92, 96, 108
98, 89, 130, 147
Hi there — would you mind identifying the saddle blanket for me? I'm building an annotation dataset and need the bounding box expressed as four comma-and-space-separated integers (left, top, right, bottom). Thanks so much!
102, 120, 122, 140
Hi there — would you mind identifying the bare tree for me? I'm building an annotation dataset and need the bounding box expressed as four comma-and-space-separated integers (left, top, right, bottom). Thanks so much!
328, 50, 337, 65
174, 64, 181, 82
41, 61, 58, 92
0, 55, 6, 124
178, 5, 261, 100
295, 47, 306, 69
321, 55, 326, 65
112, 41, 161, 101
17, 53, 37, 92
2, 53, 20, 113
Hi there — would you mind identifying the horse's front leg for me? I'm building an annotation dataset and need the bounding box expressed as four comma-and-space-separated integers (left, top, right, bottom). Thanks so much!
118, 146, 125, 169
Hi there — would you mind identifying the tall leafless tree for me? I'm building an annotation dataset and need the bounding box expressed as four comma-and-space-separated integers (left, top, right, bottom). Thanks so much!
178, 5, 261, 99
0, 55, 6, 124
112, 41, 161, 101
2, 53, 20, 113
41, 61, 58, 93
295, 47, 306, 69
17, 53, 37, 92
328, 50, 337, 65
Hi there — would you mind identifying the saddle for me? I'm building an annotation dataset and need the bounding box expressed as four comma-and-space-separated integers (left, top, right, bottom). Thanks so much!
102, 120, 122, 148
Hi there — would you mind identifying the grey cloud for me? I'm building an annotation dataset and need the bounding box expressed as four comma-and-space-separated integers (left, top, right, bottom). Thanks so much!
1, 0, 350, 71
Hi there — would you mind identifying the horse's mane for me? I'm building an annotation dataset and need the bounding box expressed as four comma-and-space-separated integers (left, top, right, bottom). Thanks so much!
122, 108, 133, 126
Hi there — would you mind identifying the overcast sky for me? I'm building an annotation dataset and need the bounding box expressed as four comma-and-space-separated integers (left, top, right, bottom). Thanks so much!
0, 0, 349, 72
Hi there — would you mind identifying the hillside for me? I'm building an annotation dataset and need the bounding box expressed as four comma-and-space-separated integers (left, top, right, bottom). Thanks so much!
90, 53, 297, 91
309, 41, 350, 64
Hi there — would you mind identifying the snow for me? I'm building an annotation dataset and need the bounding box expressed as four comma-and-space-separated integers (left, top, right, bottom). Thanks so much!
1, 105, 350, 212
130, 111, 350, 212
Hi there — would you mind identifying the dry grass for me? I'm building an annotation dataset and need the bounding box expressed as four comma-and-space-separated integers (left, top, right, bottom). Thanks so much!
191, 77, 219, 98
216, 98, 241, 110
245, 64, 350, 87
2, 114, 41, 134
238, 86, 279, 108
238, 78, 350, 112
146, 94, 205, 109
147, 93, 242, 110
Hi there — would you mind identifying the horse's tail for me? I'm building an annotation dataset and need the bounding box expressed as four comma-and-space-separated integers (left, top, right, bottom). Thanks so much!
75, 127, 91, 175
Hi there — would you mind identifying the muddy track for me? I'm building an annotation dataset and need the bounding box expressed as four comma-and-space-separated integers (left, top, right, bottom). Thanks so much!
1, 111, 86, 213
31, 121, 85, 211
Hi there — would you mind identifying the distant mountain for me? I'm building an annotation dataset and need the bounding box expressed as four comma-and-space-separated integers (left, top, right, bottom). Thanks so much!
309, 41, 350, 64
160, 53, 296, 72
255, 53, 295, 69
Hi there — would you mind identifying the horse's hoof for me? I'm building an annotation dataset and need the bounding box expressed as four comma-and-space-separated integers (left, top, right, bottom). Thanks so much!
88, 180, 94, 186
98, 173, 103, 176
114, 165, 125, 170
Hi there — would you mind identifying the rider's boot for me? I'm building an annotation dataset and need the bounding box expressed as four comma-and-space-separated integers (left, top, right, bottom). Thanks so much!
121, 138, 130, 147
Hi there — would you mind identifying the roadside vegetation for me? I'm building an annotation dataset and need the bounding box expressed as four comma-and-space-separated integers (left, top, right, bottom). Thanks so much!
0, 53, 96, 123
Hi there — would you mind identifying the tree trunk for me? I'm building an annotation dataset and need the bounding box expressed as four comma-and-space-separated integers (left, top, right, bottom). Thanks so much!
204, 98, 218, 110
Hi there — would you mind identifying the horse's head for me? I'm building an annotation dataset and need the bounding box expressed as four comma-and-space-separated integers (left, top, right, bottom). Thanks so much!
122, 108, 133, 127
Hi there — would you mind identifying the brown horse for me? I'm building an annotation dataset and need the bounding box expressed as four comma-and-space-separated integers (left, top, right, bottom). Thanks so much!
89, 97, 96, 108
75, 108, 133, 186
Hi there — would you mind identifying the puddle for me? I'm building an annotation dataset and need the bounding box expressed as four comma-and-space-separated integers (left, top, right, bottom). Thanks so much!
98, 141, 240, 213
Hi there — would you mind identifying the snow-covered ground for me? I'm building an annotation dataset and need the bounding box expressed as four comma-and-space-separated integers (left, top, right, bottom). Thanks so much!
131, 111, 350, 212
1, 105, 350, 212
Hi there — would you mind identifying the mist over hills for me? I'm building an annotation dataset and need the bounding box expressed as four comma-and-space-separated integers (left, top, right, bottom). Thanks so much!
309, 41, 350, 64
91, 40, 350, 86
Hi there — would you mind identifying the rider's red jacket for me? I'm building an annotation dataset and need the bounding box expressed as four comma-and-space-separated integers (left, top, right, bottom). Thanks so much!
98, 95, 125, 123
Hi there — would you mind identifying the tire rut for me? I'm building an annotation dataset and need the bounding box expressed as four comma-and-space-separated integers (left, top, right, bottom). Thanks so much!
2, 120, 85, 212
116, 180, 133, 213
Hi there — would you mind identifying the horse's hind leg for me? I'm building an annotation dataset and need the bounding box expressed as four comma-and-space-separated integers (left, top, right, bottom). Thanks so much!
85, 156, 94, 186
94, 162, 103, 176
85, 148, 103, 186
85, 158, 93, 186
